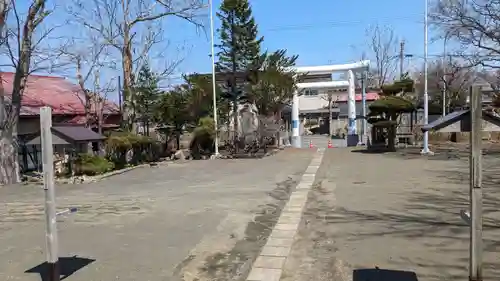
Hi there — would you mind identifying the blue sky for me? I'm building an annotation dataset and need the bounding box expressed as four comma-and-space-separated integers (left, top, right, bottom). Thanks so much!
170, 0, 445, 76
11, 0, 448, 101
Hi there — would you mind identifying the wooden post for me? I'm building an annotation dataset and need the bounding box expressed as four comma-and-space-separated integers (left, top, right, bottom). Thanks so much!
469, 85, 483, 281
40, 107, 60, 281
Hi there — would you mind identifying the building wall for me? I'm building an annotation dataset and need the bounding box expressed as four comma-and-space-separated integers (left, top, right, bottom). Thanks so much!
18, 118, 40, 136
299, 90, 334, 112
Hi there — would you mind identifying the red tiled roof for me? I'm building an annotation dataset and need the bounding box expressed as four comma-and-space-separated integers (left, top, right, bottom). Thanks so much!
0, 72, 120, 116
333, 92, 380, 102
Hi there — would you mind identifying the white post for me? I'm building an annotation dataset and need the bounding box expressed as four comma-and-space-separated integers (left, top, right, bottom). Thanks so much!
291, 91, 300, 148
347, 70, 356, 135
209, 0, 220, 157
361, 71, 367, 144
421, 0, 433, 155
41, 106, 59, 281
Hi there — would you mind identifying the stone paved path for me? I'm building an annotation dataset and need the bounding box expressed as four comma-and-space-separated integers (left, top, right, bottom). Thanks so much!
281, 147, 500, 281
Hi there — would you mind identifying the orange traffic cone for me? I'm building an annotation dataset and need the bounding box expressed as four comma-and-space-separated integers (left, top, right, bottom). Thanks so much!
328, 139, 333, 148
309, 140, 314, 148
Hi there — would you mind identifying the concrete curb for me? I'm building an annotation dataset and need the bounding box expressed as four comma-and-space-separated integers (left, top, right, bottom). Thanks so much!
93, 164, 148, 181
246, 148, 325, 281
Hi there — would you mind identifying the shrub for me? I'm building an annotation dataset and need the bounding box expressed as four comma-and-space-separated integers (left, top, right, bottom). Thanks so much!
105, 135, 132, 169
105, 133, 157, 168
74, 153, 114, 176
190, 117, 215, 159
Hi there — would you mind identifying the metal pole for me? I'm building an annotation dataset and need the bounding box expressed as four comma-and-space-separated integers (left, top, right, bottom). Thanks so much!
209, 0, 220, 157
442, 36, 447, 117
421, 0, 432, 154
469, 85, 483, 281
41, 107, 59, 281
291, 91, 300, 148
361, 71, 367, 145
400, 40, 405, 79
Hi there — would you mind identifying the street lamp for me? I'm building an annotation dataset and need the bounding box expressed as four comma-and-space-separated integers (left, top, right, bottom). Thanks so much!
209, 0, 220, 157
421, 0, 432, 155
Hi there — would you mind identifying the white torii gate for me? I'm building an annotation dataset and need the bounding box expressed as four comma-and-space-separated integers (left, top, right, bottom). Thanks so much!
289, 60, 370, 148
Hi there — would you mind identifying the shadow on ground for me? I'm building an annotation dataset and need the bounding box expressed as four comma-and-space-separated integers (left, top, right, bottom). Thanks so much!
295, 147, 500, 280
25, 256, 95, 281
353, 268, 419, 281
173, 177, 298, 281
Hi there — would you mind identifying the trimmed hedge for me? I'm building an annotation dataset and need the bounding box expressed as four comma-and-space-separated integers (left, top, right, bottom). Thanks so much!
74, 153, 114, 176
105, 133, 160, 168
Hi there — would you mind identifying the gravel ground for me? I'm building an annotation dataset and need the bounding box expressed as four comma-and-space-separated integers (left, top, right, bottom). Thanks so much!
0, 149, 314, 281
281, 145, 500, 281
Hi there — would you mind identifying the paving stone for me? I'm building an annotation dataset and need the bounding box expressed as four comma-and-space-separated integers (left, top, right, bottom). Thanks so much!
287, 200, 305, 208
279, 213, 301, 221
253, 256, 286, 269
289, 193, 308, 200
260, 245, 290, 257
277, 216, 301, 225
282, 206, 303, 213
247, 267, 282, 281
274, 223, 298, 231
296, 183, 311, 190
270, 229, 296, 239
306, 167, 319, 174
266, 237, 294, 247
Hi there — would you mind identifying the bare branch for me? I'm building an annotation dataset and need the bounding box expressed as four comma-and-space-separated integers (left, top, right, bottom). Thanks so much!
68, 0, 206, 129
431, 0, 500, 69
365, 24, 398, 87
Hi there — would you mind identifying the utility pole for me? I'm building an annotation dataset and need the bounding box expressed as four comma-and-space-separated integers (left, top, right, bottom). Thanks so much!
400, 40, 405, 79
421, 0, 432, 155
442, 36, 448, 117
209, 0, 220, 157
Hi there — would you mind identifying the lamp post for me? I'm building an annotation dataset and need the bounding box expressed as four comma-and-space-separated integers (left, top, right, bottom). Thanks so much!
209, 0, 220, 157
421, 0, 432, 155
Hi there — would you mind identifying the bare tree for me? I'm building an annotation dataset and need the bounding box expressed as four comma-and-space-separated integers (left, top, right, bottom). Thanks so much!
365, 24, 398, 87
60, 34, 117, 132
68, 0, 204, 131
432, 0, 500, 69
414, 58, 475, 111
91, 69, 118, 134
0, 0, 56, 185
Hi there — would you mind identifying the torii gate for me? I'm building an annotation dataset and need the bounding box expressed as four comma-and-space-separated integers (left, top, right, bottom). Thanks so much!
288, 60, 370, 148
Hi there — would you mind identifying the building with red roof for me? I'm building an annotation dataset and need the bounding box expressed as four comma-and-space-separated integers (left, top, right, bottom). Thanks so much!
0, 72, 121, 136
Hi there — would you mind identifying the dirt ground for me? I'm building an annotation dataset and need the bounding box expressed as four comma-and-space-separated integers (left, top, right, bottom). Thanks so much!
0, 149, 314, 281
281, 144, 500, 281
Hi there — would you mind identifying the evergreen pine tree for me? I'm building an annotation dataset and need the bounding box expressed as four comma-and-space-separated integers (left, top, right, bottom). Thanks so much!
216, 0, 264, 142
134, 63, 161, 135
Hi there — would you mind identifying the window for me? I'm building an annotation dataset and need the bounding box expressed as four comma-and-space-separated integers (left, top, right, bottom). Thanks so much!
304, 89, 318, 96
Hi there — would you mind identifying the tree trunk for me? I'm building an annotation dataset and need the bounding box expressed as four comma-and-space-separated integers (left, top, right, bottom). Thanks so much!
232, 98, 239, 152
0, 128, 20, 185
175, 130, 181, 150
387, 125, 396, 151
122, 25, 135, 132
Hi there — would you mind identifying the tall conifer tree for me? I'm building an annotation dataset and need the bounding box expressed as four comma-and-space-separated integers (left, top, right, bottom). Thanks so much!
216, 0, 264, 140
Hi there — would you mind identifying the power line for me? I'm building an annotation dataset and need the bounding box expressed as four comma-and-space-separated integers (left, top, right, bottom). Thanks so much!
46, 16, 426, 43
263, 17, 424, 32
